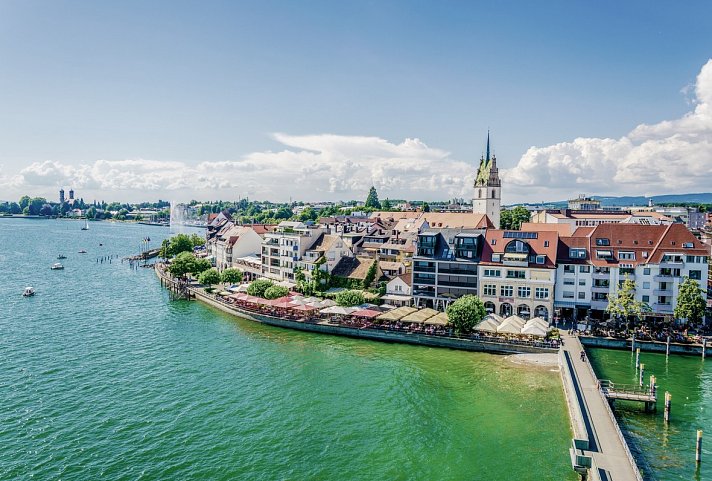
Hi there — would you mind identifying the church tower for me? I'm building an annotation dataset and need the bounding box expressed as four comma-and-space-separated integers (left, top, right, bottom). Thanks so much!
472, 132, 501, 228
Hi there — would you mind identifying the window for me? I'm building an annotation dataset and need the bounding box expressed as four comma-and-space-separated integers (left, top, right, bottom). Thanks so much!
596, 250, 613, 259
643, 268, 651, 275
483, 269, 501, 277
690, 270, 702, 280
535, 288, 549, 299
483, 284, 497, 296
564, 278, 575, 285
544, 241, 549, 247
687, 255, 696, 263
618, 251, 635, 260
505, 240, 530, 254
500, 285, 513, 297
536, 255, 546, 264
517, 286, 531, 298
683, 242, 694, 248
491, 254, 501, 262
578, 279, 586, 286
578, 292, 586, 300
579, 265, 591, 273
596, 238, 610, 246
563, 291, 574, 299
642, 295, 650, 303
507, 270, 525, 279
564, 265, 575, 273
491, 239, 496, 245
569, 248, 587, 259
642, 282, 650, 289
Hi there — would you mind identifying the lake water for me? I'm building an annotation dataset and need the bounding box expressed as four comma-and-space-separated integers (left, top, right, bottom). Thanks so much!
588, 347, 711, 480
0, 218, 577, 480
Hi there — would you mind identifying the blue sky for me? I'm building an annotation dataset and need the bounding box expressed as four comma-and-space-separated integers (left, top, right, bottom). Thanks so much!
1, 0, 711, 203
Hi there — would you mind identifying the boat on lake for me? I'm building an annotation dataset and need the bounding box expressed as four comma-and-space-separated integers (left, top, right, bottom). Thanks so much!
51, 263, 64, 270
23, 286, 35, 297
57, 254, 67, 259
78, 250, 87, 254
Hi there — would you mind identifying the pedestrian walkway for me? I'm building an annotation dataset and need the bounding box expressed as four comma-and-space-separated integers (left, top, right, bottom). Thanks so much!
561, 333, 643, 481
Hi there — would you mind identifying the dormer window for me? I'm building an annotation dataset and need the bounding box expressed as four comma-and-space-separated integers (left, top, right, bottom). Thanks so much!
595, 238, 610, 246
683, 242, 694, 248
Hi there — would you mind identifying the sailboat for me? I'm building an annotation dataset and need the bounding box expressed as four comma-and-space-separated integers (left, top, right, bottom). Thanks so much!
81, 218, 89, 230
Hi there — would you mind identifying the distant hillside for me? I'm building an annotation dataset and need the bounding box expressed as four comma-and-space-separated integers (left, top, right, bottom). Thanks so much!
515, 193, 712, 209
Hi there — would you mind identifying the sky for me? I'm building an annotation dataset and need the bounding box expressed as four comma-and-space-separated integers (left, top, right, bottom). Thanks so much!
1, 0, 711, 204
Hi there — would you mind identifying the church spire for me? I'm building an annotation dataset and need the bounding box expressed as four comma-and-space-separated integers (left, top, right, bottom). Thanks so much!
486, 130, 491, 163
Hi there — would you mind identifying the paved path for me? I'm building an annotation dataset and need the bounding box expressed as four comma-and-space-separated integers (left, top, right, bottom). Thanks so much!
562, 333, 642, 481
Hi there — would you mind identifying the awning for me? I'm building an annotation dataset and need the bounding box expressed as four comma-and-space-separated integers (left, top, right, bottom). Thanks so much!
424, 312, 449, 326
503, 253, 528, 260
380, 294, 412, 301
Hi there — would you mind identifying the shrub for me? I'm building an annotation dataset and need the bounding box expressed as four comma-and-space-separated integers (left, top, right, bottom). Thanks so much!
221, 268, 243, 284
198, 268, 221, 286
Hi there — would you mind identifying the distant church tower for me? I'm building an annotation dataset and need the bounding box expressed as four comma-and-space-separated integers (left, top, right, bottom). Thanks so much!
59, 187, 65, 204
472, 132, 501, 228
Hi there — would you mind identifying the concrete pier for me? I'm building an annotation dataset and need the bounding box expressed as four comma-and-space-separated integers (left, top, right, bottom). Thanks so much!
560, 333, 643, 481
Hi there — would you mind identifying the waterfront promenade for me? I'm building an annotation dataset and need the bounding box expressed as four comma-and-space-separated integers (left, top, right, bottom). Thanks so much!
562, 333, 643, 481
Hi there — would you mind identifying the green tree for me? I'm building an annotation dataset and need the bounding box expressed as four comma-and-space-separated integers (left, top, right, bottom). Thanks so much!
168, 252, 197, 278
446, 295, 486, 334
8, 202, 21, 214
165, 234, 196, 257
192, 257, 212, 274
298, 207, 318, 222
606, 276, 646, 326
422, 202, 430, 212
381, 198, 392, 211
336, 290, 365, 307
264, 285, 289, 299
221, 268, 243, 284
365, 186, 381, 209
190, 233, 205, 248
674, 276, 706, 324
362, 259, 378, 289
28, 197, 47, 215
499, 206, 531, 230
247, 279, 275, 298
198, 268, 221, 286
40, 203, 53, 216
86, 206, 97, 219
18, 195, 31, 211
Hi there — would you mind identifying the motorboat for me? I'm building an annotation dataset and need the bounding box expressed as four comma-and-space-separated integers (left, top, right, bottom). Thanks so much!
78, 250, 87, 254
51, 263, 64, 270
23, 286, 35, 297
57, 254, 67, 259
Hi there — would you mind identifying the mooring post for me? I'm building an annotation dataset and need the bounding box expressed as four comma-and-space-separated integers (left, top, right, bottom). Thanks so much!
666, 335, 671, 357
640, 363, 645, 387
664, 392, 672, 422
703, 338, 707, 360
696, 430, 703, 465
650, 375, 656, 396
636, 347, 641, 369
631, 333, 636, 352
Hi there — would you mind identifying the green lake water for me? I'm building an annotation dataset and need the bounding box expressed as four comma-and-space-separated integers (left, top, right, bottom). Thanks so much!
588, 347, 711, 480
0, 219, 577, 480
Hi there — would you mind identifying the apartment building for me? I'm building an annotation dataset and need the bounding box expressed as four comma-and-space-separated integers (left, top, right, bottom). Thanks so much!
412, 228, 485, 310
261, 221, 325, 282
555, 223, 709, 320
477, 230, 559, 321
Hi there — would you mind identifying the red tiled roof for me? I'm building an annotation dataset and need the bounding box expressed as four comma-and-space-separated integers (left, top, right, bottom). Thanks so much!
480, 229, 559, 268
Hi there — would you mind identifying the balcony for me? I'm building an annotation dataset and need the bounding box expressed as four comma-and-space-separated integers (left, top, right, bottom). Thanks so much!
413, 266, 436, 273
591, 300, 609, 310
653, 274, 674, 282
591, 285, 610, 293
652, 303, 673, 313
438, 267, 478, 276
653, 289, 673, 296
413, 277, 436, 286
437, 280, 478, 289
592, 270, 610, 279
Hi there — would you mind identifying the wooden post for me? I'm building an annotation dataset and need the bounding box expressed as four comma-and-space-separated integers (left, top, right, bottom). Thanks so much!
696, 430, 703, 464
664, 392, 671, 422
650, 375, 656, 396
636, 347, 641, 369
631, 333, 636, 352
703, 338, 707, 359
666, 335, 670, 357
639, 363, 645, 387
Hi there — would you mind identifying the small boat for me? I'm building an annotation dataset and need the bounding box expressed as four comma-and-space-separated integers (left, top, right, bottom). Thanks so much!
23, 286, 35, 297
78, 250, 87, 254
57, 254, 67, 259
81, 219, 89, 231
51, 263, 64, 270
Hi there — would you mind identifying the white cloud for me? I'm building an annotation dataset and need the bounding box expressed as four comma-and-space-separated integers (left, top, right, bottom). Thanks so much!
502, 58, 712, 202
2, 135, 475, 202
